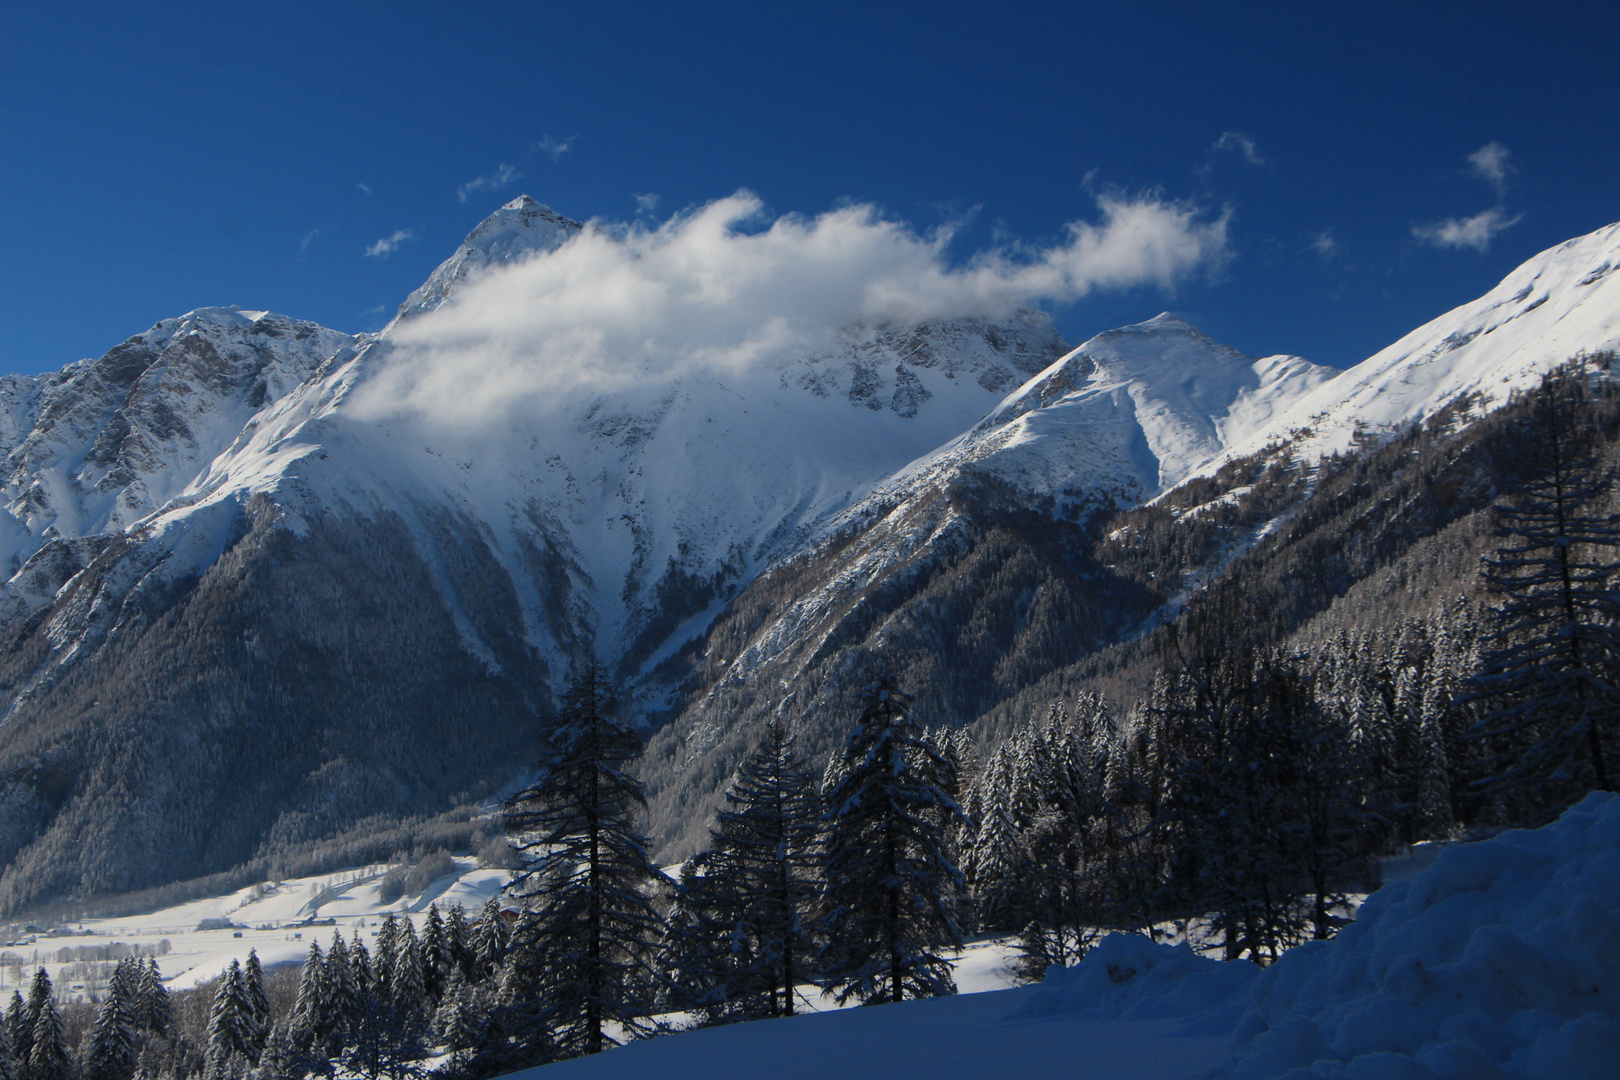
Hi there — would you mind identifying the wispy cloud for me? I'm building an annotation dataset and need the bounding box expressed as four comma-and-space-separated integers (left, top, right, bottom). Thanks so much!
356, 190, 1232, 425
532, 134, 575, 162
1201, 131, 1267, 172
365, 229, 416, 258
1412, 207, 1522, 252
1467, 142, 1514, 197
356, 182, 373, 196
1309, 230, 1338, 260
458, 163, 523, 204
300, 228, 320, 254
634, 192, 660, 214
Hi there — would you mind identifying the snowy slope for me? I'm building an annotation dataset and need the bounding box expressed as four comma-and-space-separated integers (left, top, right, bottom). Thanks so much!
509, 792, 1620, 1080
0, 197, 1074, 715
720, 315, 1335, 681
869, 312, 1338, 511
640, 317, 1336, 856
0, 308, 355, 575
392, 196, 583, 324
1200, 220, 1620, 476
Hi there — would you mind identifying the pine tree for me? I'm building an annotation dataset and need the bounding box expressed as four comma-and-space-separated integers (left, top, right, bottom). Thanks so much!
241, 953, 269, 1063
287, 942, 326, 1058
420, 907, 448, 1003
323, 934, 359, 1055
206, 961, 258, 1074
387, 921, 428, 1038
371, 916, 399, 1002
350, 939, 373, 999
26, 992, 68, 1080
16, 971, 49, 1080
469, 900, 507, 983
5, 991, 26, 1074
665, 722, 822, 1022
490, 663, 667, 1062
430, 969, 482, 1053
0, 999, 15, 1080
819, 676, 966, 1005
84, 960, 140, 1080
444, 905, 475, 983
135, 961, 172, 1040
1466, 368, 1620, 804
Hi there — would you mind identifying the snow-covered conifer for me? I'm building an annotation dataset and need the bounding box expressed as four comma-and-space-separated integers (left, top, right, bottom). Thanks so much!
26, 991, 68, 1080
665, 722, 823, 1022
84, 962, 139, 1080
287, 942, 325, 1055
241, 952, 269, 1062
4, 991, 25, 1073
492, 662, 667, 1061
819, 676, 966, 1004
135, 960, 172, 1039
470, 899, 507, 983
205, 961, 258, 1072
420, 906, 448, 1002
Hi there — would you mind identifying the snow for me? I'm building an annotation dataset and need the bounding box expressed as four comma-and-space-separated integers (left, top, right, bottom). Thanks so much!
504, 792, 1620, 1080
1200, 220, 1620, 477
871, 313, 1338, 512
2, 858, 508, 995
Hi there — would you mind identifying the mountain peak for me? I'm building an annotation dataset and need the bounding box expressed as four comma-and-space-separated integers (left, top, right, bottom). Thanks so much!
392, 197, 585, 324
1138, 311, 1196, 330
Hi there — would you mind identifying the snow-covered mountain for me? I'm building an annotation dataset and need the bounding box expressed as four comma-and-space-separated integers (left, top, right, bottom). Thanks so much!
0, 195, 1613, 910
638, 316, 1337, 856
1195, 221, 1620, 478
0, 309, 356, 573
392, 196, 583, 324
864, 312, 1336, 514
0, 197, 1094, 908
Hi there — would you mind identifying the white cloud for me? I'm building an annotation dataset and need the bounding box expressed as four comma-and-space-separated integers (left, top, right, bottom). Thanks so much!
355, 190, 1231, 424
1309, 230, 1338, 260
356, 182, 373, 196
364, 229, 416, 258
1210, 131, 1267, 167
532, 134, 574, 161
300, 228, 320, 254
634, 192, 660, 213
1468, 142, 1514, 196
1412, 206, 1522, 252
457, 164, 523, 204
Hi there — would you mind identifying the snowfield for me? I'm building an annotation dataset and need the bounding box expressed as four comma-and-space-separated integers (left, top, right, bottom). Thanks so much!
2, 858, 508, 995
1198, 221, 1620, 477
516, 792, 1620, 1080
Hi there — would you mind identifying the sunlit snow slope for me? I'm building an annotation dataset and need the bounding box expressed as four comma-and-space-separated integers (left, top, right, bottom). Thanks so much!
868, 312, 1337, 511
1199, 220, 1620, 476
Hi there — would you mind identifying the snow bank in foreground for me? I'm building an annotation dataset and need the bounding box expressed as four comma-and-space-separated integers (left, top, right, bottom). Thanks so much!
1024, 791, 1620, 1079
1211, 790, 1620, 1079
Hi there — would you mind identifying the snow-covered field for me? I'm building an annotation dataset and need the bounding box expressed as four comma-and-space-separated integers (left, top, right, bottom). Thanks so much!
517, 793, 1620, 1080
2, 859, 510, 996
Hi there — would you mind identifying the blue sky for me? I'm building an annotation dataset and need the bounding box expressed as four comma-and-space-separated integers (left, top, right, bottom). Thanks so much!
2, 1, 1617, 375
